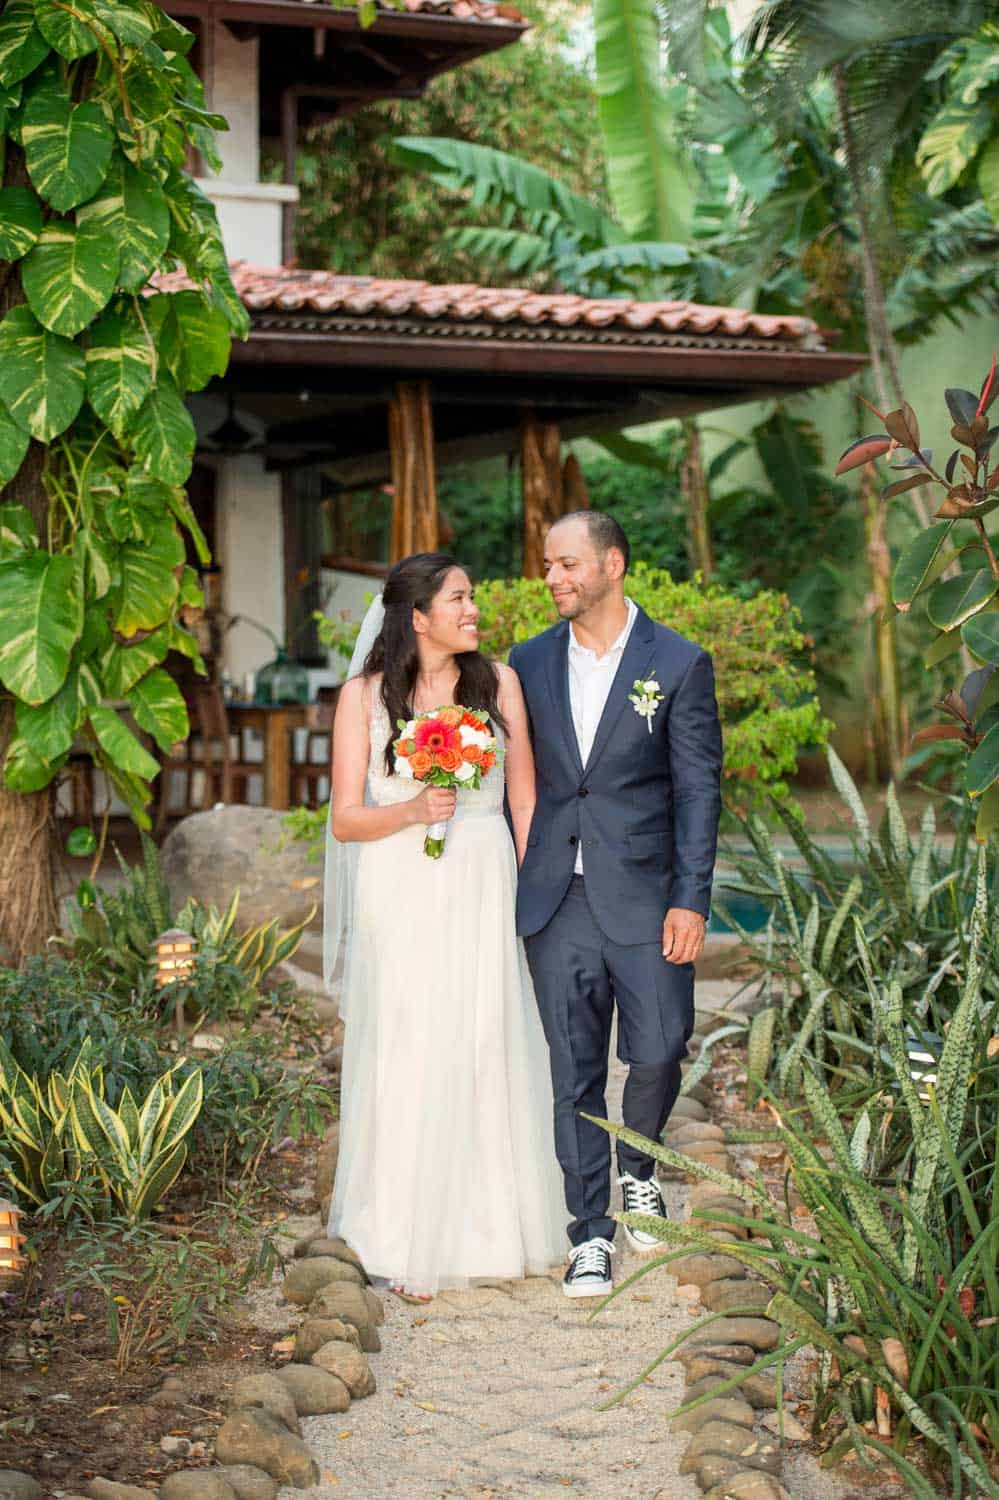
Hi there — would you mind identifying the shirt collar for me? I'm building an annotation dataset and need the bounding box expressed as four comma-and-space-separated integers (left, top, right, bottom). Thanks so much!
569, 597, 637, 660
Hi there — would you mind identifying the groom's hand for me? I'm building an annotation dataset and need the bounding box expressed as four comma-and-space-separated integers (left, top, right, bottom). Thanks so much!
662, 908, 706, 965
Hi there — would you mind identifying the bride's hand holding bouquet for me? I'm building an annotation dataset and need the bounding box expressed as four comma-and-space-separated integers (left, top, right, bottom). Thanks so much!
394, 705, 503, 857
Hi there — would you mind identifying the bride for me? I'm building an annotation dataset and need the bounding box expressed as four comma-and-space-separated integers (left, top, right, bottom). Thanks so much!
324, 551, 564, 1301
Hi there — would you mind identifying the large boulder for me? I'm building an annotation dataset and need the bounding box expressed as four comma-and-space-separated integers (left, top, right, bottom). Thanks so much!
161, 807, 320, 932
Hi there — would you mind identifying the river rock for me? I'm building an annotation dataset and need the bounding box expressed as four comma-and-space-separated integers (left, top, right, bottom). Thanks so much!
679, 1145, 732, 1170
86, 1484, 154, 1500
669, 1097, 710, 1123
699, 1279, 772, 1315
230, 1373, 301, 1434
761, 1409, 808, 1442
282, 1257, 363, 1305
672, 1251, 745, 1288
275, 1363, 351, 1416
309, 1281, 373, 1330
0, 1474, 42, 1500
678, 1345, 759, 1380
159, 1473, 237, 1500
670, 1395, 756, 1435
212, 1466, 278, 1500
300, 1239, 367, 1277
685, 1367, 779, 1409
362, 1287, 385, 1326
311, 1340, 375, 1398
666, 1121, 725, 1146
687, 1317, 779, 1352
161, 807, 318, 930
290, 1229, 326, 1258
680, 1421, 781, 1476
294, 1317, 361, 1360
213, 1409, 319, 1488
703, 1476, 792, 1500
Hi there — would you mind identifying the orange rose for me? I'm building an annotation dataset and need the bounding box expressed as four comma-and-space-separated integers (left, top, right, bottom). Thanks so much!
480, 751, 496, 773
461, 744, 483, 765
439, 706, 464, 727
395, 739, 416, 758
409, 749, 433, 778
462, 711, 483, 728
436, 747, 463, 774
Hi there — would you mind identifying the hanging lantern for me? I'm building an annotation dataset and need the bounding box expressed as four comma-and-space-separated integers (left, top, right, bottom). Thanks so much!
0, 1198, 27, 1280
153, 928, 197, 1035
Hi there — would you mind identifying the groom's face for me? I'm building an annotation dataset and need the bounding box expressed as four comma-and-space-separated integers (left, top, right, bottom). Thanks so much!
543, 519, 614, 621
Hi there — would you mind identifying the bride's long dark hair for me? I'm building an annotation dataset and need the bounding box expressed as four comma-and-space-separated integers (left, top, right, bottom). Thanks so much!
364, 552, 508, 773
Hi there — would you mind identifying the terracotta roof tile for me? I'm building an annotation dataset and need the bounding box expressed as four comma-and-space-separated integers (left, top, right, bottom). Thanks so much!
151, 263, 822, 344
329, 0, 524, 22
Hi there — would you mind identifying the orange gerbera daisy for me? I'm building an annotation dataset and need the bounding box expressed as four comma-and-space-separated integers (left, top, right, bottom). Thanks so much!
414, 717, 460, 755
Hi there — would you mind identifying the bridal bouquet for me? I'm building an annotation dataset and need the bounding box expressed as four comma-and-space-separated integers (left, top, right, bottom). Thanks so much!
393, 705, 501, 858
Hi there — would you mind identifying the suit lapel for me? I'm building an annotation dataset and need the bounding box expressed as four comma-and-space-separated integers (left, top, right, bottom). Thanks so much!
544, 621, 583, 776
582, 607, 657, 776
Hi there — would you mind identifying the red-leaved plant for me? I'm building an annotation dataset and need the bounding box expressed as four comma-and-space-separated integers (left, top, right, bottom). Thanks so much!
836, 358, 999, 838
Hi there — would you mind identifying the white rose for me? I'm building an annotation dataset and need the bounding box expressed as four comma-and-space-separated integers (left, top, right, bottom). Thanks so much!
455, 759, 477, 782
644, 680, 660, 695
459, 724, 491, 750
395, 756, 414, 779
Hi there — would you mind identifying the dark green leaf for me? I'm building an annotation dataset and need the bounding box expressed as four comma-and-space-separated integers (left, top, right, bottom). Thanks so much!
91, 0, 154, 46
927, 569, 998, 632
974, 781, 999, 841
945, 389, 980, 427
966, 722, 999, 797
160, 290, 230, 391
962, 612, 999, 665
0, 305, 86, 440
0, 502, 37, 557
925, 628, 962, 668
0, 185, 42, 260
66, 824, 98, 856
891, 521, 953, 609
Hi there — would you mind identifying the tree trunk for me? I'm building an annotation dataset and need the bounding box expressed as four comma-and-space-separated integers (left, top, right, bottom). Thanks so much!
0, 142, 61, 963
388, 381, 439, 562
521, 415, 563, 579
679, 419, 714, 579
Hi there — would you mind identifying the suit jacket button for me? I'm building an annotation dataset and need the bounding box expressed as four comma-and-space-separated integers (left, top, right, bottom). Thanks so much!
568, 834, 578, 845
578, 787, 589, 798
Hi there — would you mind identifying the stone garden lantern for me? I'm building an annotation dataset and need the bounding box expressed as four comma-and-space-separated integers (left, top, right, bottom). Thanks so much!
0, 1197, 27, 1282
153, 928, 198, 1034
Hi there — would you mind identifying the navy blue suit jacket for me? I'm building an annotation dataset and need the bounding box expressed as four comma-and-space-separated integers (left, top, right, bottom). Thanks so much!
510, 605, 722, 945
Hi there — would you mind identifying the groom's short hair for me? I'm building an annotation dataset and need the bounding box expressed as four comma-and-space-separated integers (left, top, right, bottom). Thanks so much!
559, 509, 631, 573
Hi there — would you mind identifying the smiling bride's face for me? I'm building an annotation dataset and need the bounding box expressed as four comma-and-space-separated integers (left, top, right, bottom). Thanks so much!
413, 567, 480, 655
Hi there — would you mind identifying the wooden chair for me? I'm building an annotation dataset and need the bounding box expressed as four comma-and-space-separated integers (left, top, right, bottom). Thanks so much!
292, 687, 340, 807
155, 684, 262, 833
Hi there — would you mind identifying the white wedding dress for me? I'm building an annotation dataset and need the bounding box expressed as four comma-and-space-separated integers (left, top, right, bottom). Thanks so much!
328, 691, 565, 1295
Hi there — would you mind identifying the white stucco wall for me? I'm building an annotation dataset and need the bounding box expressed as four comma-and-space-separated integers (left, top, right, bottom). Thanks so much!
195, 18, 299, 264
218, 455, 286, 691
319, 569, 384, 674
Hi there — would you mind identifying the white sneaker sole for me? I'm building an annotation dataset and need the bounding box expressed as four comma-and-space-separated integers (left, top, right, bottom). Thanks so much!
623, 1222, 666, 1254
563, 1277, 613, 1298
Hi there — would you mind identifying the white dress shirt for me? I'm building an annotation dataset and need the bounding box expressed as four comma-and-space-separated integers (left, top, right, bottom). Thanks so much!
567, 597, 638, 873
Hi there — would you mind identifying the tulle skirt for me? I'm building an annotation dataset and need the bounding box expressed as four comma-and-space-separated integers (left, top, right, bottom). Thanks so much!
328, 808, 566, 1295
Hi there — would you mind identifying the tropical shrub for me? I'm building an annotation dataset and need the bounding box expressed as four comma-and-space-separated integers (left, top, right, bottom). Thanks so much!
600, 980, 999, 1500
835, 361, 999, 837
0, 1035, 202, 1222
715, 749, 998, 1099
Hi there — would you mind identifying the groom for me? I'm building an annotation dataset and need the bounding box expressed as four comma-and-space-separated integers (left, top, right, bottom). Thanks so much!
510, 510, 722, 1297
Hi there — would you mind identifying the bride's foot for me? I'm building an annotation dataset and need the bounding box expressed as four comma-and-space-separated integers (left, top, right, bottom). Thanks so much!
390, 1284, 432, 1305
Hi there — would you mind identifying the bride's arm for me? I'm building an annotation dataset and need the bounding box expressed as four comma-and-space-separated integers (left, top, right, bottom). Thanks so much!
330, 678, 452, 842
496, 662, 536, 867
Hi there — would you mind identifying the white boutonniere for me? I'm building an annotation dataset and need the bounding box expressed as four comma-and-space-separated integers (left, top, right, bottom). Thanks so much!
628, 678, 663, 734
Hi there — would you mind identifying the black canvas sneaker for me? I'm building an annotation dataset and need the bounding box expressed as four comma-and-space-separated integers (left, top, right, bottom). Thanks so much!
563, 1237, 615, 1298
618, 1172, 668, 1251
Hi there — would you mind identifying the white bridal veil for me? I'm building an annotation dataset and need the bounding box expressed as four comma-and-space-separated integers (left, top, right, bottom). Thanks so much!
322, 592, 385, 1007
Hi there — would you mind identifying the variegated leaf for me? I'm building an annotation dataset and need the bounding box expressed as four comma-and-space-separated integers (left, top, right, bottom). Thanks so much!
0, 185, 42, 260
0, 550, 81, 702
86, 303, 155, 437
34, 0, 103, 59
0, 410, 31, 490
78, 155, 171, 292
131, 377, 195, 484
22, 217, 118, 336
0, 0, 49, 86
0, 304, 86, 440
22, 69, 113, 211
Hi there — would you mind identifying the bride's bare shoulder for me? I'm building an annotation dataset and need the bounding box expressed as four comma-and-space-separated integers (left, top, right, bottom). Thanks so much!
337, 674, 379, 717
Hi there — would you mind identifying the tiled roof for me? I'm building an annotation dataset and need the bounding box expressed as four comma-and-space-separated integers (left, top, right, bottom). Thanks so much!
155, 264, 823, 346
364, 0, 524, 20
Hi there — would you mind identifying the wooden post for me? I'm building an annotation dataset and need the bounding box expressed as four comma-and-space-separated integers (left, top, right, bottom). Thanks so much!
562, 452, 590, 511
389, 381, 439, 562
521, 415, 564, 579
